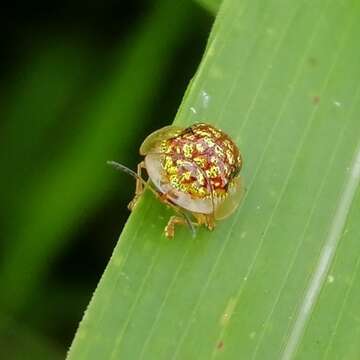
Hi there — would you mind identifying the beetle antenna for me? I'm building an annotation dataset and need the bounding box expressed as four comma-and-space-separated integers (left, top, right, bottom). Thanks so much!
108, 160, 139, 180
176, 208, 197, 238
108, 160, 197, 237
107, 161, 158, 198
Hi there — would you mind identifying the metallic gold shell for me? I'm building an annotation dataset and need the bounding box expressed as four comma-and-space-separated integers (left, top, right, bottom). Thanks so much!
141, 122, 243, 218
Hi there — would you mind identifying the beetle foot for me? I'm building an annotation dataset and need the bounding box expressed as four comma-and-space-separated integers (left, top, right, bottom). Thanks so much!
164, 215, 188, 239
128, 196, 140, 211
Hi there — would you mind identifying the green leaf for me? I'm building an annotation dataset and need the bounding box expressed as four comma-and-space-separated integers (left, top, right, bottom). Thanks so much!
68, 0, 360, 359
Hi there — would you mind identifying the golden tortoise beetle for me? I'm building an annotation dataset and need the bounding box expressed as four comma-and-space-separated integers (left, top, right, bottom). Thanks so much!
109, 123, 243, 239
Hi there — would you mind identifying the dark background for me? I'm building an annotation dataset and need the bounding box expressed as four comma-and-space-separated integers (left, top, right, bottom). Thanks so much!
0, 1, 212, 358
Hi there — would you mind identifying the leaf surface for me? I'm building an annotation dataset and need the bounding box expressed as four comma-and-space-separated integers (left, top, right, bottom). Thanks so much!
68, 0, 360, 359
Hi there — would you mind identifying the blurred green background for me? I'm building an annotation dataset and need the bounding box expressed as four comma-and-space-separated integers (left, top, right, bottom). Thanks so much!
0, 1, 212, 358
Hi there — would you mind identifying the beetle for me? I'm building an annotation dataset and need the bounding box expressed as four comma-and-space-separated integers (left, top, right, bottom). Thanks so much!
109, 122, 243, 238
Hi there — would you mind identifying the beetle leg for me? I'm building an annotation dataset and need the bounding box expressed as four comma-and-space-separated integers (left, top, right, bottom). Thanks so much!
165, 213, 216, 239
128, 161, 146, 210
193, 213, 216, 231
164, 216, 189, 239
205, 214, 216, 231
135, 161, 146, 194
